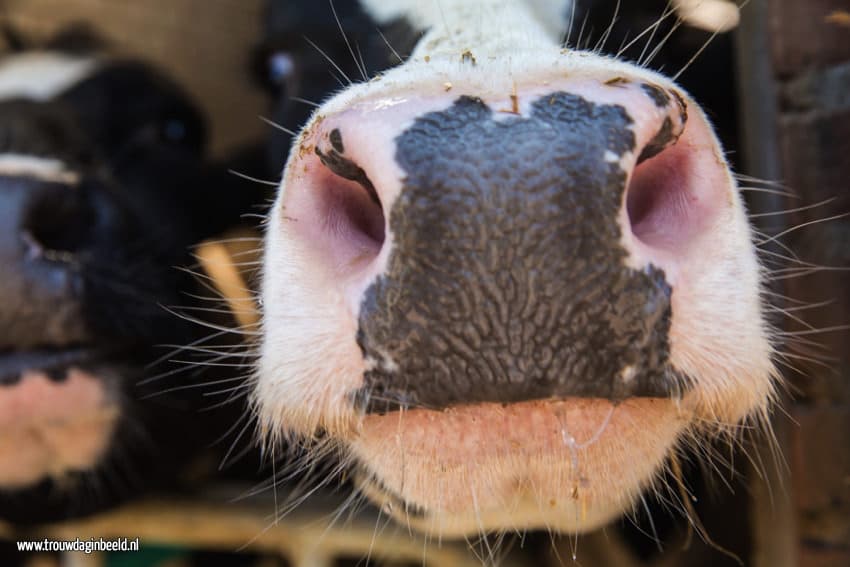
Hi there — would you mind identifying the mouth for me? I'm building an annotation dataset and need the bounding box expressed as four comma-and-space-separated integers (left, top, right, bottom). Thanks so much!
345, 397, 684, 535
0, 346, 121, 490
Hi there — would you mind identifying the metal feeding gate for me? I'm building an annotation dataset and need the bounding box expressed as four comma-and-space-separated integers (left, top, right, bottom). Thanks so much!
0, 1, 848, 566
1, 488, 498, 567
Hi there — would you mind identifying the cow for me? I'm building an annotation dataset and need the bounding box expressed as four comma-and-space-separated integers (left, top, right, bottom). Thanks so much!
252, 0, 776, 541
0, 26, 259, 524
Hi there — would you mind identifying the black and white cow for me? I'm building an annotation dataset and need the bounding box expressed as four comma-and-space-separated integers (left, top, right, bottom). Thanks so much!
253, 0, 775, 539
0, 29, 256, 523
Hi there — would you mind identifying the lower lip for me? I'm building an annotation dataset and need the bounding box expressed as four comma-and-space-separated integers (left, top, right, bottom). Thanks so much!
0, 367, 113, 428
353, 397, 678, 467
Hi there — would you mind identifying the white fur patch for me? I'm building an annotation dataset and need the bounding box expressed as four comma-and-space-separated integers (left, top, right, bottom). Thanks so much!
0, 154, 80, 185
0, 52, 99, 102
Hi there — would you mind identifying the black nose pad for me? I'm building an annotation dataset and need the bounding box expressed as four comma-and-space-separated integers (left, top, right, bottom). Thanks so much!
353, 93, 684, 413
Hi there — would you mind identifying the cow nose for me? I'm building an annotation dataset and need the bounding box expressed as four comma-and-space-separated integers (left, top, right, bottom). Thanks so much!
0, 173, 94, 349
277, 75, 734, 412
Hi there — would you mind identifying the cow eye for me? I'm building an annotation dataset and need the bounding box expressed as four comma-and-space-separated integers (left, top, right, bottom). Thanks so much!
161, 118, 188, 143
268, 52, 295, 86
145, 115, 203, 151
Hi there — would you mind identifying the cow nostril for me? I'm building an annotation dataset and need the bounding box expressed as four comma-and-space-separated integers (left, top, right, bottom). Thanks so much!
23, 187, 94, 259
312, 161, 385, 270
626, 140, 694, 250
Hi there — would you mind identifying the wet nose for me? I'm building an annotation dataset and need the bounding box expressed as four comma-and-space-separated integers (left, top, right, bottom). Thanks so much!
0, 172, 94, 350
277, 75, 734, 412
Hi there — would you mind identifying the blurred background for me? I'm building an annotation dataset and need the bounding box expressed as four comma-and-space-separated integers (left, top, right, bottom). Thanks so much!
3, 0, 268, 157
0, 1, 847, 566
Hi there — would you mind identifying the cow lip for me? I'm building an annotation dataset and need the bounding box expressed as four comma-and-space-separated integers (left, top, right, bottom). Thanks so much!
353, 463, 430, 519
345, 397, 682, 535
0, 346, 98, 385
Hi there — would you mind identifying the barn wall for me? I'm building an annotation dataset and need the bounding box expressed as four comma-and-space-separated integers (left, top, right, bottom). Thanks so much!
744, 2, 850, 566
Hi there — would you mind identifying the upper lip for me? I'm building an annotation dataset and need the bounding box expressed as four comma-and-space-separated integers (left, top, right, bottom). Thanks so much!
0, 347, 95, 385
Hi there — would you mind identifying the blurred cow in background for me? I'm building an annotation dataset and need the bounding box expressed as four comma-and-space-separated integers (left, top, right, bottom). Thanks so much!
0, 25, 262, 524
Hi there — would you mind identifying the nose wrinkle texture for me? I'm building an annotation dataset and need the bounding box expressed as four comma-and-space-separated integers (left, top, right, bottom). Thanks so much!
354, 92, 685, 413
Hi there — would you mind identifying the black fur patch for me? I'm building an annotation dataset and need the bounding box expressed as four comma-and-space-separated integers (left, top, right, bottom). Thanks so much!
354, 93, 684, 413
0, 100, 94, 167
58, 61, 207, 157
259, 0, 424, 172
